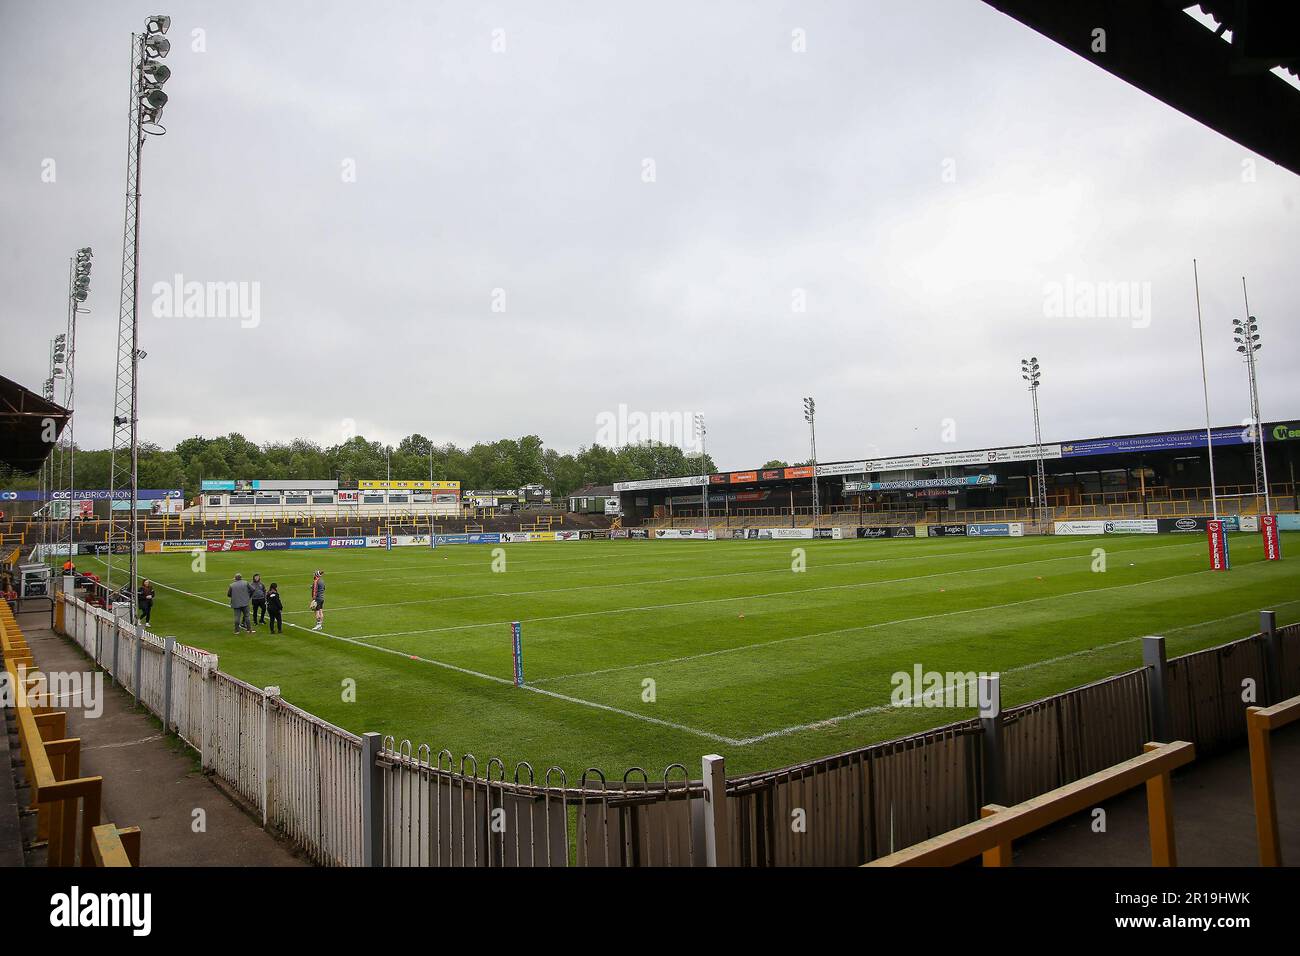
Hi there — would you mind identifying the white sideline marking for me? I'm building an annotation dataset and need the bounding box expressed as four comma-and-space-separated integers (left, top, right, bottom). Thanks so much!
347, 540, 1215, 642
531, 566, 1221, 685
98, 546, 1291, 749
730, 597, 1300, 746
95, 560, 742, 746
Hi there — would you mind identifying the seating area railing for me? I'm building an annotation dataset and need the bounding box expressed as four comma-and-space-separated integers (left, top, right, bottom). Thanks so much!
865, 741, 1195, 867
1246, 693, 1300, 866
0, 602, 139, 866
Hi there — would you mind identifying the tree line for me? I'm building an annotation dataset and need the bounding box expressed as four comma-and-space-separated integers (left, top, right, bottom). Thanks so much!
4, 434, 722, 501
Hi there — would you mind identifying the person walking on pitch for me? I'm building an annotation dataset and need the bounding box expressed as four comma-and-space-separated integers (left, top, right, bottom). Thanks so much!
228, 573, 255, 634
310, 570, 325, 631
250, 573, 267, 625
266, 582, 283, 634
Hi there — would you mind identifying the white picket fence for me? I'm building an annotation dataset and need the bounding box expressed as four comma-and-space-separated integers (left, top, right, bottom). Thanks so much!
59, 594, 364, 866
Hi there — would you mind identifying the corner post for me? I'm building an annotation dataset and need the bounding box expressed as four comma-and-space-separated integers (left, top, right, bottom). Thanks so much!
979, 674, 1005, 807
1143, 636, 1170, 743
361, 732, 385, 867
701, 753, 729, 867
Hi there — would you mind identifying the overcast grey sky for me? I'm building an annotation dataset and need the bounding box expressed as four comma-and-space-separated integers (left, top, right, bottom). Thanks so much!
2, 1, 1296, 470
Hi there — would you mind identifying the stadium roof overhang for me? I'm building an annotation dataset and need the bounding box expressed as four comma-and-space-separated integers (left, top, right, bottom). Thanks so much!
613, 418, 1300, 493
0, 375, 69, 474
980, 1, 1300, 176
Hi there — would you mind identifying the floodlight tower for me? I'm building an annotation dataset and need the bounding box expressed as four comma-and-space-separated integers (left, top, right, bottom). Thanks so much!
107, 14, 172, 610
803, 397, 819, 529
65, 248, 93, 562
42, 339, 64, 551
1231, 312, 1271, 514
694, 413, 708, 523
1020, 357, 1048, 525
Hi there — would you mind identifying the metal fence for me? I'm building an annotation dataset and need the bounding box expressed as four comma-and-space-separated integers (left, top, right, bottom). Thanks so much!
49, 592, 1298, 867
57, 593, 364, 866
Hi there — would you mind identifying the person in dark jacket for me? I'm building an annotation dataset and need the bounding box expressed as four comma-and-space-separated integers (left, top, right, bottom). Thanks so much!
266, 583, 283, 634
138, 579, 156, 626
250, 574, 267, 624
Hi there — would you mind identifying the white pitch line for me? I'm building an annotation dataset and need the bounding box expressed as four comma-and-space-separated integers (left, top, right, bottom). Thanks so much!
325, 534, 1214, 600
98, 560, 741, 745
346, 540, 1218, 643
731, 598, 1300, 745
288, 536, 1201, 616
530, 565, 1227, 686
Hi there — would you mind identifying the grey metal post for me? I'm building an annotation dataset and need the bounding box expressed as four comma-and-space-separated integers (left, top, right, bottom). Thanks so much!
1143, 635, 1170, 742
132, 623, 144, 706
701, 753, 729, 867
361, 732, 385, 867
261, 685, 280, 828
200, 659, 216, 772
111, 614, 120, 686
979, 674, 1004, 806
1260, 610, 1280, 705
162, 636, 175, 732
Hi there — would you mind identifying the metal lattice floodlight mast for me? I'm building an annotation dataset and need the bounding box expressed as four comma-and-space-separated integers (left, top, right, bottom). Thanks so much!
1232, 309, 1271, 515
694, 414, 707, 523
1020, 357, 1048, 525
65, 248, 93, 563
107, 14, 171, 611
803, 397, 819, 529
43, 337, 63, 552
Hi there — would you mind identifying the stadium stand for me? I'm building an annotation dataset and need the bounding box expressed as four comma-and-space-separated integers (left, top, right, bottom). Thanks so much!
1, 601, 139, 866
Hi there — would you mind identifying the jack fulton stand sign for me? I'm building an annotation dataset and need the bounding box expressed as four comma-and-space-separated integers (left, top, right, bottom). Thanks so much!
1261, 514, 1282, 561
511, 621, 524, 686
1207, 519, 1231, 570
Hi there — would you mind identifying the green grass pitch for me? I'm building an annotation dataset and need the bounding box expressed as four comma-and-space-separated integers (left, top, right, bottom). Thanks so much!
82, 532, 1298, 776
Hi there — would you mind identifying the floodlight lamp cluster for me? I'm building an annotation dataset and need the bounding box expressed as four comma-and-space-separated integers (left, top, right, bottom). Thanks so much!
694, 413, 706, 440
137, 15, 172, 131
1231, 316, 1261, 355
803, 396, 815, 423
1020, 356, 1042, 388
73, 247, 92, 302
